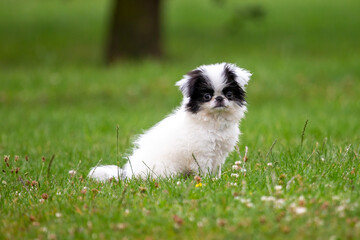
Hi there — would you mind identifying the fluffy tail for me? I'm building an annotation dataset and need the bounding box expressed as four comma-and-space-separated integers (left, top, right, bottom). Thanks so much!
88, 165, 124, 181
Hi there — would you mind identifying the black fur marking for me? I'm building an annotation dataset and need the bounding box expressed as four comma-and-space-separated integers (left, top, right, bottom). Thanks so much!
223, 64, 246, 106
185, 69, 214, 113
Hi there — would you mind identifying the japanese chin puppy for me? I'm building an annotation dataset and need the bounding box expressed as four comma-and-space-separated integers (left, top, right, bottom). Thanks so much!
88, 63, 251, 181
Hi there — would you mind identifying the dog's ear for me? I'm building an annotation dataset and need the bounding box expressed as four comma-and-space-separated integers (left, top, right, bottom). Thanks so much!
176, 69, 203, 97
224, 63, 252, 89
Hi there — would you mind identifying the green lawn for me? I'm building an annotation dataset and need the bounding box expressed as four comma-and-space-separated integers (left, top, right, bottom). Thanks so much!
1, 0, 360, 239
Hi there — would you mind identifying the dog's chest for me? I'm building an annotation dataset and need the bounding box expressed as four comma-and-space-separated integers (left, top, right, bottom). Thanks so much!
189, 121, 238, 158
208, 126, 237, 152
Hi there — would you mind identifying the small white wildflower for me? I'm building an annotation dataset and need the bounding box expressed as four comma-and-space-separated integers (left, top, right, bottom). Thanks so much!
234, 161, 242, 165
176, 181, 181, 185
294, 206, 307, 215
39, 199, 45, 203
55, 212, 62, 218
320, 157, 325, 162
124, 209, 130, 215
230, 182, 238, 186
246, 202, 254, 208
313, 217, 324, 226
241, 168, 247, 173
232, 165, 241, 170
231, 173, 239, 178
261, 196, 276, 202
336, 205, 346, 213
2, 180, 7, 185
275, 185, 282, 191
236, 197, 253, 208
56, 192, 62, 196
68, 170, 77, 176
267, 162, 273, 167
355, 221, 360, 229
275, 199, 285, 208
332, 196, 340, 201
289, 202, 297, 209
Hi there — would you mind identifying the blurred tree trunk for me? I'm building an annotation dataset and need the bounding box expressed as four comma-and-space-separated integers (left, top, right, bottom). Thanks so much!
105, 0, 162, 64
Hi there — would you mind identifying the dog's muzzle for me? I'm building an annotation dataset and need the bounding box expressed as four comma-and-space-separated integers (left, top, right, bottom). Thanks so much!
214, 96, 226, 108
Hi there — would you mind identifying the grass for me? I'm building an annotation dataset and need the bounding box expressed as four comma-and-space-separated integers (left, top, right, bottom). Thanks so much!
1, 0, 360, 239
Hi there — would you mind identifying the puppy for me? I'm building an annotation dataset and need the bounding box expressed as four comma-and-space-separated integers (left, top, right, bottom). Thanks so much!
88, 63, 251, 181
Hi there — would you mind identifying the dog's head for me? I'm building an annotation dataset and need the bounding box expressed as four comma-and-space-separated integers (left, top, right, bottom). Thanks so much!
176, 63, 251, 116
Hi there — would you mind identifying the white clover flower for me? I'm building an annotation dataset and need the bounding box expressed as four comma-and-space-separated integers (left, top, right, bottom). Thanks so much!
267, 162, 273, 167
260, 196, 268, 201
332, 196, 340, 201
261, 196, 276, 202
336, 205, 346, 213
124, 209, 130, 215
275, 199, 285, 208
197, 222, 204, 228
294, 207, 307, 215
68, 170, 77, 176
313, 217, 324, 226
231, 173, 239, 178
246, 202, 254, 208
236, 197, 253, 208
289, 202, 296, 209
234, 161, 242, 165
176, 181, 181, 185
232, 165, 241, 170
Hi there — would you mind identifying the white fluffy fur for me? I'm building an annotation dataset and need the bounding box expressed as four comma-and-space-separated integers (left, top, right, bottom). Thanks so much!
88, 63, 251, 181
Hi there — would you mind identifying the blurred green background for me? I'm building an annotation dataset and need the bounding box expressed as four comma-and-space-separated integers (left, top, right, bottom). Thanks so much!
0, 0, 359, 171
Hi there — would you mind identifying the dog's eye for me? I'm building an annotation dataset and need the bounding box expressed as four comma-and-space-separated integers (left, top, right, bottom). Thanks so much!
225, 91, 233, 99
203, 93, 212, 101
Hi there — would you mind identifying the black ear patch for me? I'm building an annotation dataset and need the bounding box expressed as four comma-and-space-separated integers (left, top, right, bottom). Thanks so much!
223, 64, 237, 83
223, 64, 247, 106
185, 69, 204, 97
185, 69, 214, 113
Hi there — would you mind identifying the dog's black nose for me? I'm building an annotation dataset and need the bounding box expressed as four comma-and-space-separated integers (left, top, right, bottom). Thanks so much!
215, 96, 224, 102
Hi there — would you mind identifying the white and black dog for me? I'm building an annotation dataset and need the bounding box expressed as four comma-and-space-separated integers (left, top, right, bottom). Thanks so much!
88, 63, 251, 181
